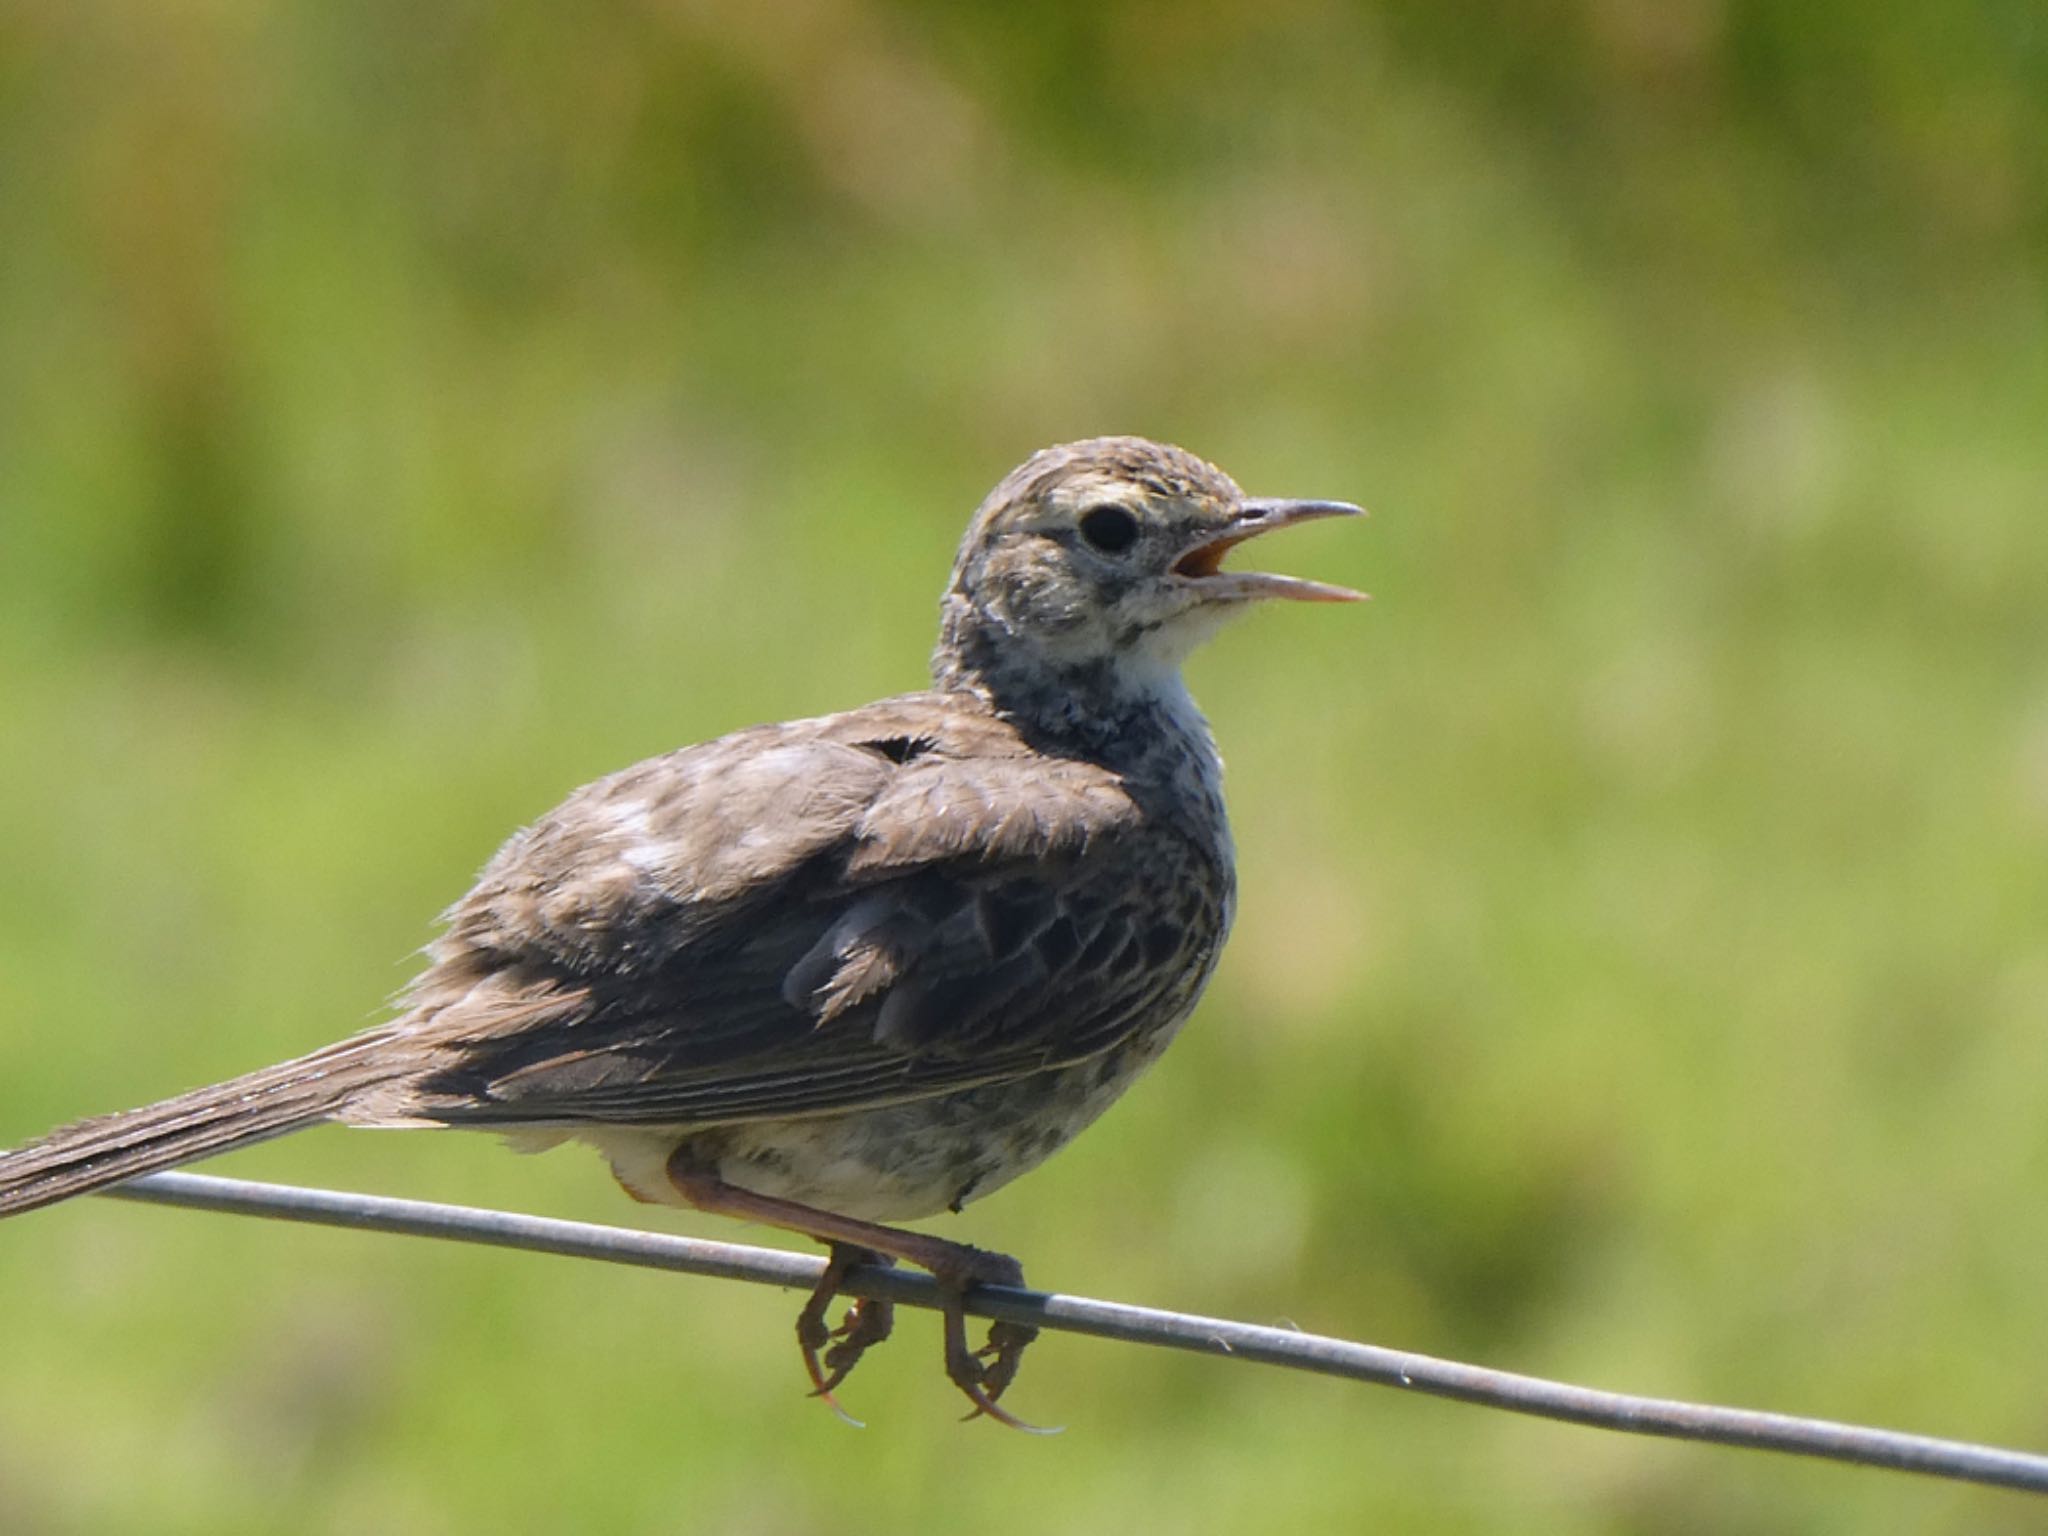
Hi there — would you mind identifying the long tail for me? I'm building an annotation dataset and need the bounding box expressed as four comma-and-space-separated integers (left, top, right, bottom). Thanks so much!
0, 1030, 405, 1217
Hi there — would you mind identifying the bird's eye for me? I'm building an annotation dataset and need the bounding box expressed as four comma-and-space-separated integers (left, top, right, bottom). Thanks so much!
1078, 504, 1141, 554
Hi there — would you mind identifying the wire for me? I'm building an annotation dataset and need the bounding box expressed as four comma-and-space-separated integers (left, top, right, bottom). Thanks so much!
104, 1170, 2047, 1495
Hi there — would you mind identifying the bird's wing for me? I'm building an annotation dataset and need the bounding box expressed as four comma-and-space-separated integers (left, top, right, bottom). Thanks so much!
381, 698, 1225, 1129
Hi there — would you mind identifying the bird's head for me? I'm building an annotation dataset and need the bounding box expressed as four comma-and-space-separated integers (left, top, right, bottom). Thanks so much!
934, 436, 1364, 708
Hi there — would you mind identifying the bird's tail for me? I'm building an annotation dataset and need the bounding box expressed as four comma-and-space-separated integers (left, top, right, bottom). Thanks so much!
0, 1030, 405, 1217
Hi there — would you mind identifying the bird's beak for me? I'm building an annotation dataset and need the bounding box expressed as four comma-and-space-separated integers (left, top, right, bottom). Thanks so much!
1171, 498, 1368, 603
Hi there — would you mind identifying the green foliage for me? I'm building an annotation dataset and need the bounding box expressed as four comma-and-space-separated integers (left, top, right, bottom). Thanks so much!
1, 3, 2044, 1531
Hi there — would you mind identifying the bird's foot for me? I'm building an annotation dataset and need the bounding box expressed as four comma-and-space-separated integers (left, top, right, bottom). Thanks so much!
796, 1244, 896, 1426
665, 1158, 1052, 1428
933, 1247, 1056, 1434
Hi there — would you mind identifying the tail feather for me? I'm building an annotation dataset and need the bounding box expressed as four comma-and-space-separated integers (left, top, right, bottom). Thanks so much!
0, 1030, 404, 1217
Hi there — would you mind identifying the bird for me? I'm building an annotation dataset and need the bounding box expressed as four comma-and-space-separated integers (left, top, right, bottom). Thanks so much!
0, 435, 1363, 1427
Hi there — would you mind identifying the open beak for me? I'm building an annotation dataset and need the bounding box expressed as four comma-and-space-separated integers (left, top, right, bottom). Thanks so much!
1171, 498, 1367, 603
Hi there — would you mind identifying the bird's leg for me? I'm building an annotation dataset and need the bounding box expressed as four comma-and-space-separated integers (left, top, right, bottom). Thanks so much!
666, 1156, 1046, 1430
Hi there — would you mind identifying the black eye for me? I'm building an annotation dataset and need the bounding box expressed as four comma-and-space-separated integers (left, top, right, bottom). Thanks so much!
1078, 504, 1140, 554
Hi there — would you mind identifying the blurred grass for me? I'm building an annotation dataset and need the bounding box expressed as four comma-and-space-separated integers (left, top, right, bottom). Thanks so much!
2, 2, 2046, 1532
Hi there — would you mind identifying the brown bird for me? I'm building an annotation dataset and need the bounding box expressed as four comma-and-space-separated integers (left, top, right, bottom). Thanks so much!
0, 436, 1362, 1426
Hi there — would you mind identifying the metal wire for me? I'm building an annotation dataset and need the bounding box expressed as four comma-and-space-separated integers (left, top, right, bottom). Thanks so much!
105, 1170, 2048, 1495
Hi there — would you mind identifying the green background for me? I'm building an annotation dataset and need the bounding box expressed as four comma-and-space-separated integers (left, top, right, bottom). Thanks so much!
3, 3, 2045, 1531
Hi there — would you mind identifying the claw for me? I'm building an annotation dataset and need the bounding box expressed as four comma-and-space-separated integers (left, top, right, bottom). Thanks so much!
807, 1383, 867, 1429
941, 1295, 1059, 1433
818, 1296, 894, 1392
798, 1310, 865, 1427
974, 1320, 1040, 1404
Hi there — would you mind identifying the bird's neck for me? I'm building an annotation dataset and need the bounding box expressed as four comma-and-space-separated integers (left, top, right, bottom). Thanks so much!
930, 614, 1222, 781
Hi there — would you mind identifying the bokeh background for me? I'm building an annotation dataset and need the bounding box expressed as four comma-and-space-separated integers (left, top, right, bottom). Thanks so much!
2, 3, 2045, 1532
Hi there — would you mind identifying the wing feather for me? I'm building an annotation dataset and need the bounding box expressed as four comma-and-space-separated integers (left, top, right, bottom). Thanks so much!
370, 694, 1224, 1131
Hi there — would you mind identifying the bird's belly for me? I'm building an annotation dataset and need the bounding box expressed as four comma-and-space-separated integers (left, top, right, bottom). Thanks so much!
583, 1037, 1177, 1223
